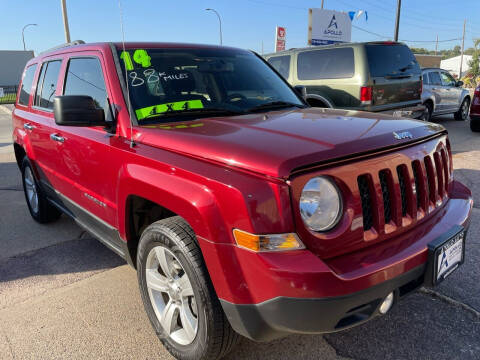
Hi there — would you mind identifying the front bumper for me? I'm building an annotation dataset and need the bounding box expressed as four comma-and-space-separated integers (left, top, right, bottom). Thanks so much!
221, 265, 425, 341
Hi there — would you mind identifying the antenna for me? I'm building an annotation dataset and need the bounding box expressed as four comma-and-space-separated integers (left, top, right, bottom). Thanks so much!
118, 0, 135, 148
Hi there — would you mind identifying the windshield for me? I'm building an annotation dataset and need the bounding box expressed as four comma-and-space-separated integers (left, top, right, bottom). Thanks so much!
116, 47, 304, 123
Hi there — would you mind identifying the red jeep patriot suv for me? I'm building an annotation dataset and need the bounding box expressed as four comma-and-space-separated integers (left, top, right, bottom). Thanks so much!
12, 41, 472, 360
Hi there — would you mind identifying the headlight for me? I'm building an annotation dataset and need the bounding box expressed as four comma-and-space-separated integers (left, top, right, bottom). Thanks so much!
299, 176, 342, 232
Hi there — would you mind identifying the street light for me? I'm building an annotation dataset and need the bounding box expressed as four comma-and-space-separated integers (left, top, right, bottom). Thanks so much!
205, 8, 223, 45
22, 23, 37, 51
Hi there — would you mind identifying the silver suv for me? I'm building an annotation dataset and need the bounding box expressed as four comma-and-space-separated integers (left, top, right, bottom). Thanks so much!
421, 68, 470, 121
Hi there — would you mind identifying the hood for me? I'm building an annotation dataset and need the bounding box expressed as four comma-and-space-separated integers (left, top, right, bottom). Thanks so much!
134, 108, 446, 179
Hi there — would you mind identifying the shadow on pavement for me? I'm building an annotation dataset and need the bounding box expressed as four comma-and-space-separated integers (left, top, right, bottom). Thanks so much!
0, 162, 21, 190
0, 237, 125, 283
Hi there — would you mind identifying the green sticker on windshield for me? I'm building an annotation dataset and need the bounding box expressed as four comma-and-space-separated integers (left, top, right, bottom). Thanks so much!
135, 100, 204, 120
133, 49, 151, 68
120, 49, 151, 70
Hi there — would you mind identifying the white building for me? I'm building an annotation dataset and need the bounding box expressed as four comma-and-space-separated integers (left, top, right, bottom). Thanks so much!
440, 54, 472, 78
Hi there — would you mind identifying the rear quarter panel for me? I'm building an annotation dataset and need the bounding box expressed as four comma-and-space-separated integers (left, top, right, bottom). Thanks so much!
291, 46, 366, 109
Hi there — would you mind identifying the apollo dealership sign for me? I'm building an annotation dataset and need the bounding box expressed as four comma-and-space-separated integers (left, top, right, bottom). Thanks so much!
308, 8, 352, 45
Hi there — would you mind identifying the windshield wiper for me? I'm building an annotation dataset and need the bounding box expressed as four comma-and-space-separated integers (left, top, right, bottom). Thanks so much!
247, 101, 304, 113
142, 107, 245, 120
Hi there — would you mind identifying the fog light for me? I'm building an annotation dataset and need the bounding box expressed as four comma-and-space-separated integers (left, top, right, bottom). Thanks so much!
379, 292, 394, 314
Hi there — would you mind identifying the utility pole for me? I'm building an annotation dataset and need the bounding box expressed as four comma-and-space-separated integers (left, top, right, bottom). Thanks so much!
60, 0, 71, 43
435, 35, 438, 55
459, 19, 466, 79
261, 40, 264, 55
394, 0, 401, 41
321, 0, 324, 9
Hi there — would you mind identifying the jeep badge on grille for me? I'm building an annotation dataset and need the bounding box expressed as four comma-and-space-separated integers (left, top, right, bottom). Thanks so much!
393, 131, 413, 140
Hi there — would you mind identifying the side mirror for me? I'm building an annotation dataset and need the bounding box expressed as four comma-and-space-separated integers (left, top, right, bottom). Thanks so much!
53, 95, 106, 127
293, 85, 307, 100
455, 80, 464, 87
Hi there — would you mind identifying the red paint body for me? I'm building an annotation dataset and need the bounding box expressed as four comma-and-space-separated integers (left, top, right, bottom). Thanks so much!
470, 86, 480, 119
12, 42, 472, 308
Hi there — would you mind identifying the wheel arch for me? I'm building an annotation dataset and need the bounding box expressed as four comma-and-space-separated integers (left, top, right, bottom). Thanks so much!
117, 165, 230, 268
305, 94, 334, 108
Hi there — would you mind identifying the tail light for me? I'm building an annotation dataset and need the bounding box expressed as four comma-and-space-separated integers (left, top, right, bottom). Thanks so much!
360, 86, 372, 105
475, 86, 480, 96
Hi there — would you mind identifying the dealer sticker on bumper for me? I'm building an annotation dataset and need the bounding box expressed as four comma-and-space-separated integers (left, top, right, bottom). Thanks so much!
436, 232, 464, 281
425, 225, 466, 287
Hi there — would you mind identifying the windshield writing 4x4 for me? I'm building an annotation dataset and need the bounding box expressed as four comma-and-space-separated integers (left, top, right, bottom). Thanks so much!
117, 48, 303, 123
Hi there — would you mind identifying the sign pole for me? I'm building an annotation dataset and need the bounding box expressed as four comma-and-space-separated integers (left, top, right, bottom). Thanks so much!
394, 0, 401, 42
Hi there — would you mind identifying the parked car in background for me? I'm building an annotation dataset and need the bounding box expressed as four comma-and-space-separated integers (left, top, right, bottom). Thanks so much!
470, 85, 480, 132
264, 41, 425, 119
421, 68, 471, 122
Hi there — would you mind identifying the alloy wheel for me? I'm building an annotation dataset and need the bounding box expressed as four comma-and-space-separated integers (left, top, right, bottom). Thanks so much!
145, 245, 198, 345
24, 166, 39, 214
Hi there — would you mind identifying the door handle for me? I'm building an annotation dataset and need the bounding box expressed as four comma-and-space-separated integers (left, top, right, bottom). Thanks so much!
50, 133, 65, 143
23, 123, 34, 131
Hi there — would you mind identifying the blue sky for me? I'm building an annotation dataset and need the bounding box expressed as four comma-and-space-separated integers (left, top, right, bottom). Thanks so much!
1, 0, 479, 55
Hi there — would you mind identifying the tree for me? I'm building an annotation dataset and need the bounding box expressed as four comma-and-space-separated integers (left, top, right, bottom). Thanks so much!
467, 39, 480, 87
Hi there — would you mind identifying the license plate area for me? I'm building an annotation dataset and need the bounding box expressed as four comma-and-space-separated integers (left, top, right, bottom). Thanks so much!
425, 225, 466, 287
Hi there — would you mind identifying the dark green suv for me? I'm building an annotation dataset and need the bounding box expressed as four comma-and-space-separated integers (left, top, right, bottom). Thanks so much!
264, 41, 425, 119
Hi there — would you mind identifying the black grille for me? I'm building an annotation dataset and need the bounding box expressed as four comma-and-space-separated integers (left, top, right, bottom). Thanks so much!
357, 175, 373, 230
379, 170, 392, 224
412, 161, 422, 209
424, 156, 435, 202
396, 166, 408, 217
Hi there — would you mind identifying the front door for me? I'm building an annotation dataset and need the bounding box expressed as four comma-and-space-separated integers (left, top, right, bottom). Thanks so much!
440, 71, 462, 111
51, 53, 119, 242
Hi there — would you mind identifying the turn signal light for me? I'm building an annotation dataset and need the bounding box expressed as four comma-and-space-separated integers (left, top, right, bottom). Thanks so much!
232, 229, 305, 252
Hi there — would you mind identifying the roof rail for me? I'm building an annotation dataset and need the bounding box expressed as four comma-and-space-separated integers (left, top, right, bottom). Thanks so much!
40, 40, 86, 55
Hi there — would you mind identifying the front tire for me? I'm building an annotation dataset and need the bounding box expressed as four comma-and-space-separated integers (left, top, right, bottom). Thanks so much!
21, 157, 61, 223
454, 98, 470, 121
137, 216, 240, 360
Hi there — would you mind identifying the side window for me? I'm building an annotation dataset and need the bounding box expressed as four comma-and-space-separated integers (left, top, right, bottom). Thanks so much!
440, 72, 455, 87
267, 55, 291, 79
422, 73, 430, 85
35, 60, 62, 109
18, 64, 37, 106
297, 48, 354, 80
63, 57, 107, 110
428, 72, 442, 86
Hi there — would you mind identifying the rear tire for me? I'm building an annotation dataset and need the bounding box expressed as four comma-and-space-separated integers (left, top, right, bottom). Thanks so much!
454, 98, 470, 121
471, 117, 480, 132
21, 157, 61, 223
137, 216, 240, 360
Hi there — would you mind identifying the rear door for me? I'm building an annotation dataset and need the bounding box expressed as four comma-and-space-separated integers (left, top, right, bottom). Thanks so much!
28, 58, 64, 196
365, 44, 422, 110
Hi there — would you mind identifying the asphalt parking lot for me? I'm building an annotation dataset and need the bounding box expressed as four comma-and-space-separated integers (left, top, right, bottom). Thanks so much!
0, 105, 479, 359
